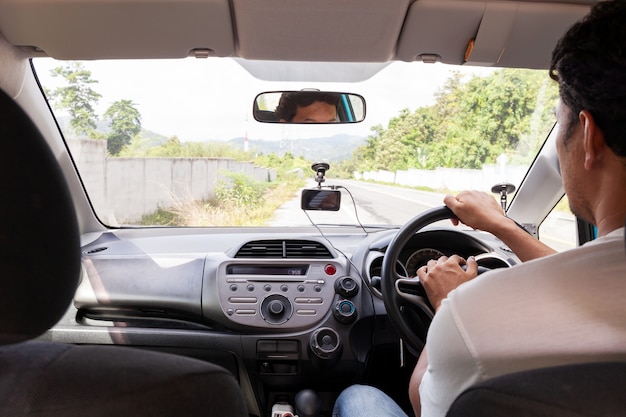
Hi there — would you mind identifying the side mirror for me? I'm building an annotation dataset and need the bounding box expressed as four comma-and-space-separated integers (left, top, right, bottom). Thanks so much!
253, 91, 365, 123
301, 189, 341, 211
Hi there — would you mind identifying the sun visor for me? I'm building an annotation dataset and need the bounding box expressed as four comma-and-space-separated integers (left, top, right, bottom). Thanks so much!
492, 2, 590, 69
397, 0, 590, 69
464, 2, 590, 69
396, 0, 485, 64
463, 2, 519, 67
0, 0, 235, 59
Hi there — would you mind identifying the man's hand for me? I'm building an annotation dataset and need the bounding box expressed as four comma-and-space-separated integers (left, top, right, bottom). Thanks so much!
444, 190, 505, 232
444, 190, 557, 262
417, 255, 478, 311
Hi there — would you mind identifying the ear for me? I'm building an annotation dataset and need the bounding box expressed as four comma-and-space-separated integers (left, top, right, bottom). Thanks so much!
579, 110, 607, 171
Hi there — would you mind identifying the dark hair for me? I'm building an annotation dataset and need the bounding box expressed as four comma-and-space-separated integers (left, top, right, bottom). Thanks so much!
549, 0, 626, 157
275, 91, 340, 122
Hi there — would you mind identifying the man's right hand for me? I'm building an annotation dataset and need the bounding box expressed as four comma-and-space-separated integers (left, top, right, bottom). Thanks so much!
444, 190, 506, 233
444, 189, 557, 262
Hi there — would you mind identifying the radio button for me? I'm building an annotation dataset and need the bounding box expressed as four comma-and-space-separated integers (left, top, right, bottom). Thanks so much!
229, 297, 258, 303
294, 297, 323, 304
296, 309, 316, 316
235, 309, 256, 315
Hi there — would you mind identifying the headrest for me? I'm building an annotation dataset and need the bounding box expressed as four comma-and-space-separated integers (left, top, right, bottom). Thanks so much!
0, 88, 81, 345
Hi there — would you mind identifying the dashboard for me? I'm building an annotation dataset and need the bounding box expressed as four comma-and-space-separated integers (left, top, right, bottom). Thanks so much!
365, 229, 515, 297
48, 225, 518, 415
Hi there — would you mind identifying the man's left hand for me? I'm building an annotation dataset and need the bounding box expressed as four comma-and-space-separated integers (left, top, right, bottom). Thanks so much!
417, 255, 478, 312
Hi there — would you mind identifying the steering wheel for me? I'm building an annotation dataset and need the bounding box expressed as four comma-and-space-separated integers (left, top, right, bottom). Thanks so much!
381, 206, 459, 355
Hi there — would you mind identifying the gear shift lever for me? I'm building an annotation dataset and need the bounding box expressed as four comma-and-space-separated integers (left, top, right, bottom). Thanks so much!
295, 389, 321, 417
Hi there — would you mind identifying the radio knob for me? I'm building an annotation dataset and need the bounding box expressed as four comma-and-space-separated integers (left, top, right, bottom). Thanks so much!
309, 327, 342, 360
333, 300, 357, 324
334, 277, 359, 297
260, 294, 293, 324
268, 300, 285, 315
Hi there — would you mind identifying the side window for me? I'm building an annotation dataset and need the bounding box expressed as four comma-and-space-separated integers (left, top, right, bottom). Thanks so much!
538, 195, 577, 251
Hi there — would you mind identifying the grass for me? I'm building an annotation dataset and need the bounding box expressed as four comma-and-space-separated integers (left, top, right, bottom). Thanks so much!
140, 178, 304, 227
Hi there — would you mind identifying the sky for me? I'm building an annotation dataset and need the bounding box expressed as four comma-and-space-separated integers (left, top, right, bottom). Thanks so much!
33, 57, 496, 142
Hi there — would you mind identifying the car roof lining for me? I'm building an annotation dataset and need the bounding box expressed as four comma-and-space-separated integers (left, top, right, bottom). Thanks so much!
0, 0, 597, 81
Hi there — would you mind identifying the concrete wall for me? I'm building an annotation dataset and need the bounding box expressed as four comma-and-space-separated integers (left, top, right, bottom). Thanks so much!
356, 164, 529, 192
68, 138, 275, 224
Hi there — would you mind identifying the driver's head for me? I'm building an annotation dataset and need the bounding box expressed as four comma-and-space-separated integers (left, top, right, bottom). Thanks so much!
549, 0, 626, 158
276, 92, 339, 123
549, 0, 626, 227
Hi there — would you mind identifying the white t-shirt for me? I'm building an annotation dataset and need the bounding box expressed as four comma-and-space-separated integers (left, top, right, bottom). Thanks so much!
419, 228, 626, 417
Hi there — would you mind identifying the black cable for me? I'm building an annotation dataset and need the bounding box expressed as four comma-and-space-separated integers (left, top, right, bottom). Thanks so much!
331, 185, 368, 235
303, 204, 378, 380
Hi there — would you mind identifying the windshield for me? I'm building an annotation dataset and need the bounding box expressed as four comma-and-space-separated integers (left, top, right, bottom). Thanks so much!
32, 58, 558, 228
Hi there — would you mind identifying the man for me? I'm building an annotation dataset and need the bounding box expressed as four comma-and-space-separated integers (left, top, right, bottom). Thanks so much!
275, 91, 339, 122
333, 1, 626, 416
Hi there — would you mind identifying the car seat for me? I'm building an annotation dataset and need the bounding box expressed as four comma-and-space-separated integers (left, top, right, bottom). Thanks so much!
446, 218, 626, 417
0, 88, 248, 417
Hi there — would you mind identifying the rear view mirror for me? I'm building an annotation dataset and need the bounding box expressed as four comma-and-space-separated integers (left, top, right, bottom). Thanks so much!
301, 189, 341, 211
253, 91, 365, 123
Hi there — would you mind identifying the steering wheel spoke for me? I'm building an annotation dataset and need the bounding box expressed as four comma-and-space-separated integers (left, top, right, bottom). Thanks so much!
381, 206, 509, 354
381, 206, 456, 354
395, 277, 434, 320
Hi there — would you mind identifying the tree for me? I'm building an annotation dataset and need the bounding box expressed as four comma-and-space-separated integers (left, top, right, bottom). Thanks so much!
104, 100, 142, 155
348, 68, 558, 171
48, 63, 101, 137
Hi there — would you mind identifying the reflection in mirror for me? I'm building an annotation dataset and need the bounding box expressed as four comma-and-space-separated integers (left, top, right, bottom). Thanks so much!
254, 91, 365, 124
301, 189, 342, 211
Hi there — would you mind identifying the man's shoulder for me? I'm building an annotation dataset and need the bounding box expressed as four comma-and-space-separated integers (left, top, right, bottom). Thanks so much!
494, 230, 623, 276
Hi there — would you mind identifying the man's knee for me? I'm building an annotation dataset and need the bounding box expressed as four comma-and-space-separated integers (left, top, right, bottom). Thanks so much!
333, 385, 408, 417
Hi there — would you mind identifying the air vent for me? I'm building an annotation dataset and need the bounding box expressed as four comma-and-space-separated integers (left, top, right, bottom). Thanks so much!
235, 240, 332, 259
82, 246, 108, 255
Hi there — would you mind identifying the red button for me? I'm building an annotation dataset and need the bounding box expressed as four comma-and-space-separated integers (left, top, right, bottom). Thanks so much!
324, 264, 337, 275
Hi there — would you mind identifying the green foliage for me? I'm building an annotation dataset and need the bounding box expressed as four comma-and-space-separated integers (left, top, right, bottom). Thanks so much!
350, 68, 558, 171
104, 99, 142, 155
48, 63, 102, 137
140, 207, 177, 225
254, 152, 310, 177
140, 175, 305, 227
332, 158, 361, 179
117, 135, 258, 160
215, 172, 266, 208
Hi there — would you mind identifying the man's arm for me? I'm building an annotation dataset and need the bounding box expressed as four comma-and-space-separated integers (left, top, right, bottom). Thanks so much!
408, 255, 478, 415
444, 191, 556, 262
408, 191, 557, 415
409, 348, 428, 416
408, 298, 486, 417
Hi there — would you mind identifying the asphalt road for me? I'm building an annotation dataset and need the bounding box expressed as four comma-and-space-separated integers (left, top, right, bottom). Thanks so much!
270, 179, 576, 251
270, 179, 447, 227
332, 179, 447, 225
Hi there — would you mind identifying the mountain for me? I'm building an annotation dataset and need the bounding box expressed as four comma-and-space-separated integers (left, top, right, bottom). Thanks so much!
228, 134, 366, 162
56, 116, 167, 145
57, 115, 365, 161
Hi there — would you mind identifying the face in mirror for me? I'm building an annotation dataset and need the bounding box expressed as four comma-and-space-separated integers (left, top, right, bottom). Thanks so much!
253, 91, 365, 124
